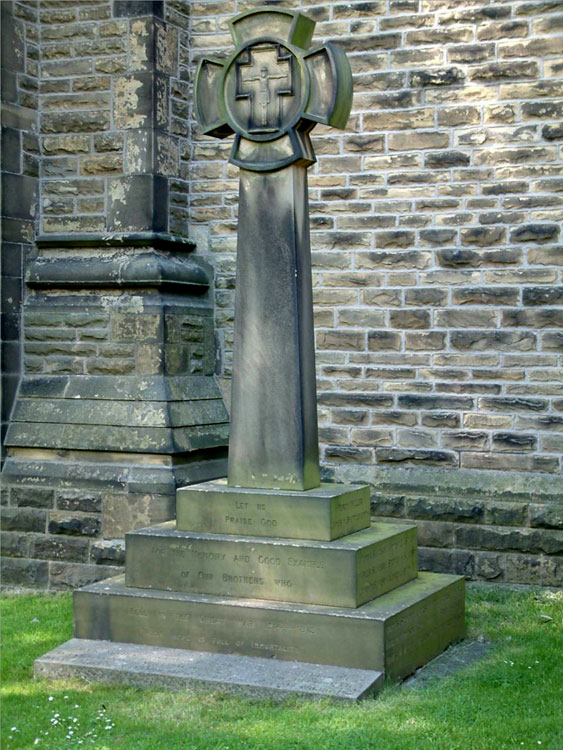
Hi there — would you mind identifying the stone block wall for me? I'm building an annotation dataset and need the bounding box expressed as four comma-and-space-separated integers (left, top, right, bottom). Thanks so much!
1, 0, 229, 591
327, 463, 562, 585
39, 0, 191, 237
190, 0, 563, 480
1, 484, 124, 590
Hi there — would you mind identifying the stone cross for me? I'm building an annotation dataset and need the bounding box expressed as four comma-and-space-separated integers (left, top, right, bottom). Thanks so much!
195, 7, 352, 492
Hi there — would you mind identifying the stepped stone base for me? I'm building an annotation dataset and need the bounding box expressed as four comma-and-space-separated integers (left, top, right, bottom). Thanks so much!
33, 476, 466, 698
34, 639, 384, 701
73, 572, 464, 681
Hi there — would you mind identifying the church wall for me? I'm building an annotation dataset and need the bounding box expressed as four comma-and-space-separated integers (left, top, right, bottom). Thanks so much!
1, 0, 229, 591
1, 1, 40, 462
1, 0, 562, 588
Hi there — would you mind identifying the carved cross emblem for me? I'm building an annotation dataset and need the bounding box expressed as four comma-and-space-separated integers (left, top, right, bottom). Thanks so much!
236, 44, 294, 133
195, 7, 353, 172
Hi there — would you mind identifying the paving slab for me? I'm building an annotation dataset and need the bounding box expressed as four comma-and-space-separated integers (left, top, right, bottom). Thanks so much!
34, 639, 384, 701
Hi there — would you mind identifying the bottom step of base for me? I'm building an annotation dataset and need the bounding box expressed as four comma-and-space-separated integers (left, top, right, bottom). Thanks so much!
34, 639, 384, 701
74, 572, 465, 680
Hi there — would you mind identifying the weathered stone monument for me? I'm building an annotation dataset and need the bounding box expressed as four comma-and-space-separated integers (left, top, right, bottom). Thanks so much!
36, 8, 465, 700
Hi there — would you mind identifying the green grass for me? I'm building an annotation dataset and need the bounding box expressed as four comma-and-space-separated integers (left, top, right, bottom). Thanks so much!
1, 585, 562, 750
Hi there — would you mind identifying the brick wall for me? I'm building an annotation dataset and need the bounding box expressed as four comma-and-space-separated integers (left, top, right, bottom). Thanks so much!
189, 0, 563, 478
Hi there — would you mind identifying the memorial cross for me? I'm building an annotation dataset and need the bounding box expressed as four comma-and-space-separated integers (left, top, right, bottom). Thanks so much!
195, 7, 353, 492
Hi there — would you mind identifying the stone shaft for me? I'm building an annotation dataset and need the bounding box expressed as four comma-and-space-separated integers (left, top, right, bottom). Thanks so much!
176, 480, 370, 541
125, 521, 418, 608
228, 166, 320, 491
73, 573, 465, 681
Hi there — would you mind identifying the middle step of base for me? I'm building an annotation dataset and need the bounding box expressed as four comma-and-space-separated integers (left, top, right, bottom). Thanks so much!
125, 521, 418, 607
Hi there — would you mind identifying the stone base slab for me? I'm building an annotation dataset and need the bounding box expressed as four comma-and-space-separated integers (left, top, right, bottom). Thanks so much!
125, 521, 418, 607
176, 480, 370, 541
34, 638, 383, 701
74, 572, 465, 680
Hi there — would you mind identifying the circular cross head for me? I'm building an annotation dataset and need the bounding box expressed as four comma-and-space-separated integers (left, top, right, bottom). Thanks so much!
194, 8, 353, 172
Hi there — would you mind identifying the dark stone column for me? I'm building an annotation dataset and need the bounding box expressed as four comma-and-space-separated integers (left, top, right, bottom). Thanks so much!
1, 1, 39, 463
1, 2, 229, 590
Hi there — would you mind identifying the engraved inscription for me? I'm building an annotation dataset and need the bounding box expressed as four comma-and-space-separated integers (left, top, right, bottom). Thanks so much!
274, 579, 292, 587
179, 486, 371, 540
196, 613, 315, 636
129, 527, 410, 606
263, 621, 315, 635
258, 555, 280, 566
187, 547, 226, 561
225, 515, 253, 525
336, 495, 365, 511
260, 518, 278, 528
222, 573, 264, 585
222, 510, 279, 529
333, 509, 369, 529
126, 607, 150, 618
248, 641, 298, 655
357, 530, 417, 598
154, 545, 186, 559
288, 557, 325, 569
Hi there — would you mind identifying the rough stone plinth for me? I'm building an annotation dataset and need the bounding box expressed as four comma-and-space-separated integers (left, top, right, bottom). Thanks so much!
34, 639, 384, 701
176, 480, 370, 541
1, 233, 230, 590
125, 521, 418, 607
